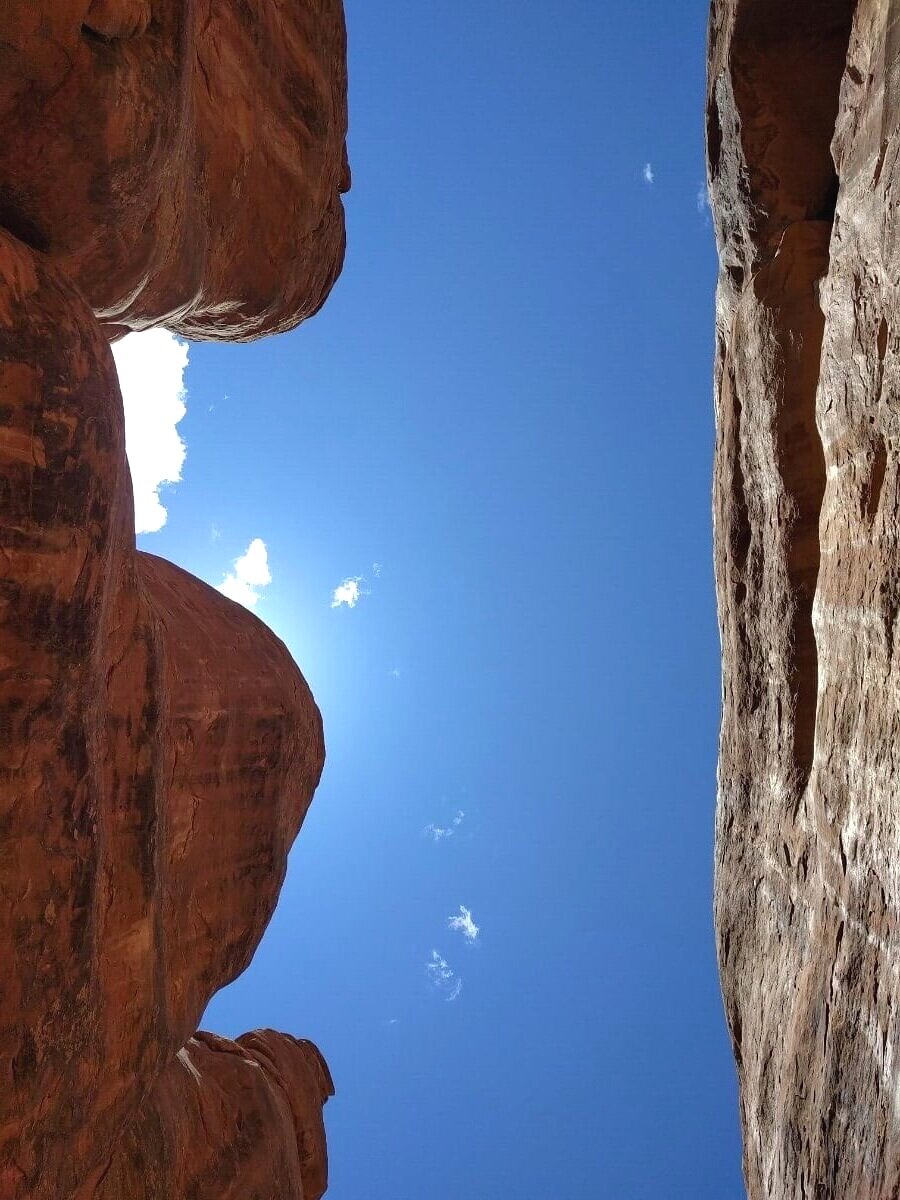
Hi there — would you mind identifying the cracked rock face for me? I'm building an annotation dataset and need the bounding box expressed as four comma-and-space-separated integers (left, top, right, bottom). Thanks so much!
0, 2, 346, 1197
708, 0, 900, 1194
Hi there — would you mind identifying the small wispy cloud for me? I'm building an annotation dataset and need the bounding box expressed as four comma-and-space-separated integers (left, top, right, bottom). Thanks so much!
389, 667, 401, 679
448, 905, 480, 944
372, 562, 383, 577
696, 181, 711, 222
426, 951, 453, 985
112, 329, 188, 534
331, 576, 366, 609
642, 162, 654, 185
217, 538, 272, 609
424, 810, 465, 842
426, 950, 462, 1001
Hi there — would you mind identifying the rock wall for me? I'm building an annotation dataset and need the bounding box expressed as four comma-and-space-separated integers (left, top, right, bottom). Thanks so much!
0, 2, 348, 1197
708, 1, 900, 1194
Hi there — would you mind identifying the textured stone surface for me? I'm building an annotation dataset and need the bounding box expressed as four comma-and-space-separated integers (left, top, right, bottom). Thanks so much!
0, 231, 327, 1196
708, 1, 900, 1194
96, 1032, 334, 1200
0, 1, 345, 1195
0, 0, 349, 340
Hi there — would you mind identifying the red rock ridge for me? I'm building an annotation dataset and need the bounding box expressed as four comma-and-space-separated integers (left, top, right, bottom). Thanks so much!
0, 1, 348, 1196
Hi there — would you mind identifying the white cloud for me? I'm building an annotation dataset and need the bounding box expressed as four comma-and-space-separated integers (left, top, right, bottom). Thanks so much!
697, 181, 710, 216
372, 562, 382, 577
331, 576, 365, 609
642, 162, 654, 185
217, 538, 272, 609
112, 329, 189, 534
426, 951, 462, 1001
426, 951, 453, 984
448, 905, 480, 943
424, 811, 464, 842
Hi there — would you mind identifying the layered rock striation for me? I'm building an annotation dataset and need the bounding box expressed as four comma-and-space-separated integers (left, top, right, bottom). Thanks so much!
708, 1, 900, 1194
0, 2, 348, 1196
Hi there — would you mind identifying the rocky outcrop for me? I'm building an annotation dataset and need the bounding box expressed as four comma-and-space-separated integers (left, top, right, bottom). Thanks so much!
0, 0, 349, 339
0, 2, 347, 1196
95, 1033, 334, 1200
708, 1, 900, 1195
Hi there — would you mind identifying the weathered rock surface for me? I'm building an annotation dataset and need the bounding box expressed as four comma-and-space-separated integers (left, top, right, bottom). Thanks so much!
0, 229, 326, 1196
0, 0, 349, 340
0, 2, 347, 1196
96, 1032, 334, 1200
708, 0, 900, 1194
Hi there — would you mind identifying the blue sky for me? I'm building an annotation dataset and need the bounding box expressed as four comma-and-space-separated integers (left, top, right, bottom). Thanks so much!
119, 2, 742, 1195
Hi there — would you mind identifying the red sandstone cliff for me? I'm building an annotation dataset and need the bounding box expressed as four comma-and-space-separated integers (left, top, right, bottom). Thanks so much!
708, 0, 900, 1194
0, 2, 348, 1196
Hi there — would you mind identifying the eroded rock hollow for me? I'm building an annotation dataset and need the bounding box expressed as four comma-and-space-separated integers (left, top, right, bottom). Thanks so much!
708, 1, 900, 1194
0, 2, 348, 1196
